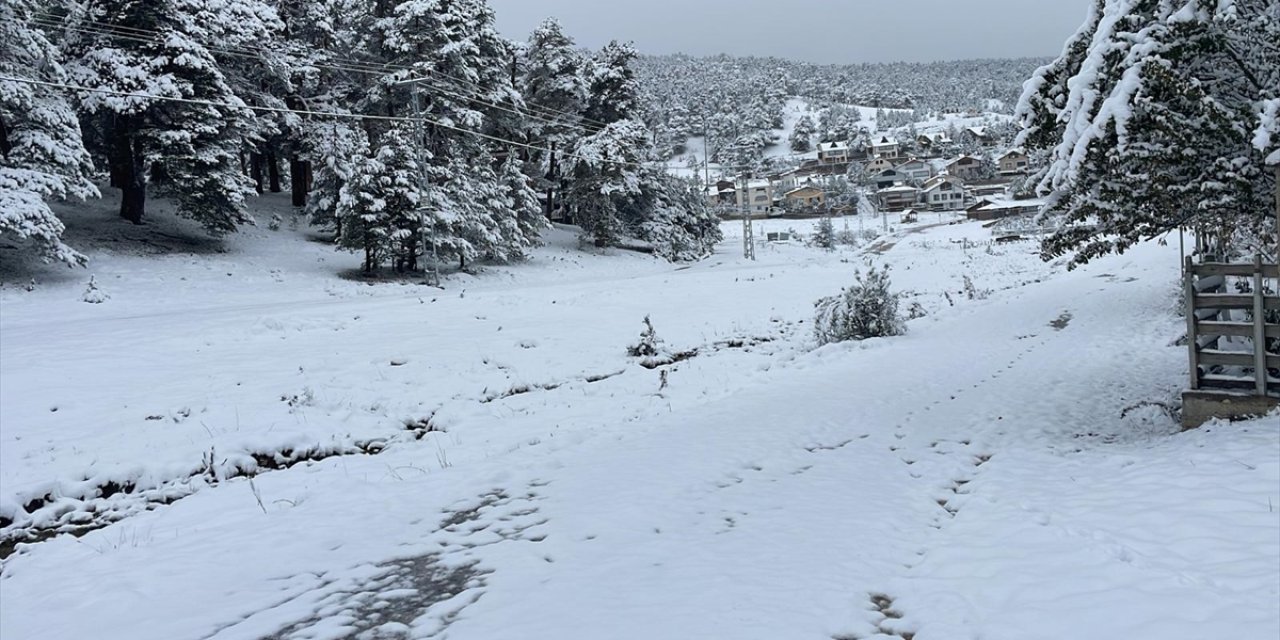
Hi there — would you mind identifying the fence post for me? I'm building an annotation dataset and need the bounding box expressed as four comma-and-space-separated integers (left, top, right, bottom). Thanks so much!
1185, 256, 1200, 390
1255, 254, 1268, 397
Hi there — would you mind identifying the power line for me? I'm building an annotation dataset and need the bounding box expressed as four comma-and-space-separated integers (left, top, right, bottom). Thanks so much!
27, 11, 615, 135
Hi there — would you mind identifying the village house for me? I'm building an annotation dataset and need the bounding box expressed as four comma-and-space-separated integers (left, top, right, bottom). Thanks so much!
893, 158, 933, 184
864, 157, 895, 175
869, 135, 901, 160
945, 155, 985, 181
915, 132, 953, 155
872, 168, 908, 191
783, 185, 826, 211
920, 175, 967, 211
998, 149, 1030, 175
707, 178, 775, 216
817, 141, 850, 165
877, 184, 921, 212
965, 197, 1044, 221
961, 126, 996, 148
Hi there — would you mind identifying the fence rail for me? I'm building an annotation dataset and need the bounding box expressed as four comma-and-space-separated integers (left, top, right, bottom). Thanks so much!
1184, 256, 1280, 401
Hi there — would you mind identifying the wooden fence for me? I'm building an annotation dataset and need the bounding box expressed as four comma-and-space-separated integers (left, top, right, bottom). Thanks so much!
1182, 255, 1280, 426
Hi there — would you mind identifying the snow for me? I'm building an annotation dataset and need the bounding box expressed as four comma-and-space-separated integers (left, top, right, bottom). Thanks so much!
1, 193, 1277, 639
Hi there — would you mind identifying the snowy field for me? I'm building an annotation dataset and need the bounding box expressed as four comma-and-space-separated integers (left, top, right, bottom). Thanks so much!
2, 195, 1277, 640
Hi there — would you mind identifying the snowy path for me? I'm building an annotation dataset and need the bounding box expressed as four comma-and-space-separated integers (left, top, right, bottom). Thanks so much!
1, 216, 1276, 640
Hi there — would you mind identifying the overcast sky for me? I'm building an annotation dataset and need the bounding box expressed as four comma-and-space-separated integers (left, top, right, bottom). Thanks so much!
488, 0, 1091, 64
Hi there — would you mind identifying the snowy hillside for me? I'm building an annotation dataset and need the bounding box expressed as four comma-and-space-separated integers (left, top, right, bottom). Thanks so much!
2, 195, 1276, 640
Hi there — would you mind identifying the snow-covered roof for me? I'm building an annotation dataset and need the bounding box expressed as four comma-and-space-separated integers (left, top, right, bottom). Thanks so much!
872, 136, 898, 147
818, 141, 850, 152
918, 132, 953, 144
971, 197, 1045, 211
784, 185, 823, 196
965, 126, 989, 137
998, 148, 1027, 160
922, 175, 963, 191
946, 155, 979, 166
894, 159, 927, 170
879, 184, 919, 194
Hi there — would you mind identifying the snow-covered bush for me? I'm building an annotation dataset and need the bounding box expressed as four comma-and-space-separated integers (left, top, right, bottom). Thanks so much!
810, 217, 836, 250
627, 315, 664, 358
813, 265, 904, 345
81, 275, 108, 304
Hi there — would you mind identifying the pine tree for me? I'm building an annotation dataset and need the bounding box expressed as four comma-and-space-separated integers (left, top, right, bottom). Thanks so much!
498, 154, 548, 257
1016, 0, 1280, 266
303, 118, 369, 234
521, 18, 589, 220
336, 124, 425, 273
65, 0, 280, 231
812, 216, 836, 250
1, 0, 97, 265
791, 115, 815, 152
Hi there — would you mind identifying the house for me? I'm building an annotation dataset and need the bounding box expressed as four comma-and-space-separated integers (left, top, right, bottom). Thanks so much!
817, 141, 850, 165
965, 197, 1044, 221
961, 126, 996, 148
864, 157, 895, 175
872, 168, 908, 190
877, 184, 920, 212
869, 135, 900, 159
920, 176, 967, 211
784, 185, 826, 211
901, 209, 919, 224
945, 155, 985, 181
968, 180, 1011, 198
998, 149, 1030, 175
915, 132, 953, 155
893, 158, 933, 184
710, 178, 775, 216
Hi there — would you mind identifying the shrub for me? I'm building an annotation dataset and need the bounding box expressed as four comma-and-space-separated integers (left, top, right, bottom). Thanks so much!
814, 265, 904, 345
810, 217, 836, 250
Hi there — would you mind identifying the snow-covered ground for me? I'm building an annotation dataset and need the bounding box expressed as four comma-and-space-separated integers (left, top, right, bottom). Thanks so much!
2, 195, 1277, 640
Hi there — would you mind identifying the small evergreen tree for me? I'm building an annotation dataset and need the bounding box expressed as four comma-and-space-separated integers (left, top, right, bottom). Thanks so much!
811, 216, 836, 250
814, 265, 904, 345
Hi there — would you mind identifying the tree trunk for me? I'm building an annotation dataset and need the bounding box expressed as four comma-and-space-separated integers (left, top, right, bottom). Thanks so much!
250, 152, 265, 194
0, 114, 11, 158
267, 149, 282, 193
290, 157, 309, 207
545, 144, 558, 220
110, 121, 146, 224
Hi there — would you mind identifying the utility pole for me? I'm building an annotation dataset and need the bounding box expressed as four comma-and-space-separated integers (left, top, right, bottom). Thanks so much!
741, 171, 755, 260
404, 78, 439, 286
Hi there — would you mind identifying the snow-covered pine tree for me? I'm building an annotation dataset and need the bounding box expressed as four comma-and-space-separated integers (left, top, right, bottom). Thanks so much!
0, 0, 97, 265
371, 0, 521, 269
1016, 0, 1280, 266
520, 18, 589, 220
790, 114, 815, 152
66, 0, 280, 232
566, 120, 649, 247
625, 171, 723, 262
302, 118, 369, 235
498, 153, 548, 258
811, 216, 836, 250
335, 124, 424, 273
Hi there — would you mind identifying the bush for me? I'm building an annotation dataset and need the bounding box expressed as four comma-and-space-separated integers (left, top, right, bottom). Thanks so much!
627, 315, 664, 357
810, 217, 836, 250
813, 265, 904, 345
